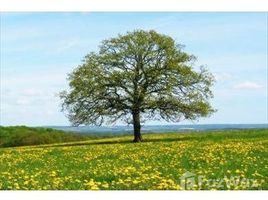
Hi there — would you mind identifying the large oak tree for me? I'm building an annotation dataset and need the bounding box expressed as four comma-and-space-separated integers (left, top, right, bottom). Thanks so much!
60, 30, 215, 142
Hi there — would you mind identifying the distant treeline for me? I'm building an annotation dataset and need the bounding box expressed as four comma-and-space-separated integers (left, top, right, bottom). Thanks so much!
0, 126, 89, 148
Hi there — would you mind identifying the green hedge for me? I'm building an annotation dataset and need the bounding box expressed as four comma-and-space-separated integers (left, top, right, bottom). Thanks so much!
0, 126, 88, 147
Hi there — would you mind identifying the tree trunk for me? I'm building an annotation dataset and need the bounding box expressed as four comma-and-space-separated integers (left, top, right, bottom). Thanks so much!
132, 111, 142, 142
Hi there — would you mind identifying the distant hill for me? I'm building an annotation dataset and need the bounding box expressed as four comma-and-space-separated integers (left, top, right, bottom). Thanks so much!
47, 124, 268, 135
0, 126, 90, 147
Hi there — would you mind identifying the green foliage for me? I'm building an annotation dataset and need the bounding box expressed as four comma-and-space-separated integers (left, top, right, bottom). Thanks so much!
0, 126, 88, 147
60, 30, 215, 128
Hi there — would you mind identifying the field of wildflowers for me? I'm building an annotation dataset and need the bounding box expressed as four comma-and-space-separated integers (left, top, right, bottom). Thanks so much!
0, 129, 267, 190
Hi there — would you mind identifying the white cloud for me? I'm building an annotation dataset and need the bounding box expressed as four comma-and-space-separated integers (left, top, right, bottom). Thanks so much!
214, 72, 233, 81
233, 81, 263, 90
20, 88, 45, 96
16, 97, 31, 106
1, 69, 69, 109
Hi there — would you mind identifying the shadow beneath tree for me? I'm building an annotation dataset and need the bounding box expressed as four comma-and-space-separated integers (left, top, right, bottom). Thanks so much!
37, 135, 200, 149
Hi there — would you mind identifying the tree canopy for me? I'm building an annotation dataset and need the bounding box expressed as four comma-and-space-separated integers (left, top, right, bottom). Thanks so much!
60, 30, 215, 142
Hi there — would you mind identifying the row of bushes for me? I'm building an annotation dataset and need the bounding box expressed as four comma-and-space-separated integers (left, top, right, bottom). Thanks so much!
0, 126, 89, 147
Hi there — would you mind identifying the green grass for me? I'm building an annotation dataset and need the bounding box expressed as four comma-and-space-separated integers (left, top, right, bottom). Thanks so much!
0, 128, 267, 190
0, 126, 90, 147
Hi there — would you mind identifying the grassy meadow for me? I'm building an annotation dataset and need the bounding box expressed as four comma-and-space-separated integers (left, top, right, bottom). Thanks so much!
0, 128, 267, 190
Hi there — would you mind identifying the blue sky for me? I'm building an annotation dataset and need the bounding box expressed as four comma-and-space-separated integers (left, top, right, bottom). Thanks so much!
0, 12, 267, 126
